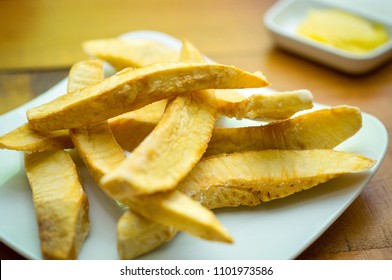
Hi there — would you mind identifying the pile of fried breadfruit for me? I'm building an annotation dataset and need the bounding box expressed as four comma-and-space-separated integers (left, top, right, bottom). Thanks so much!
0, 38, 375, 260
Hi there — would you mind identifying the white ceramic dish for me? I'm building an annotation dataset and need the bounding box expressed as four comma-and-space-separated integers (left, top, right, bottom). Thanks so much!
0, 30, 388, 260
264, 0, 392, 74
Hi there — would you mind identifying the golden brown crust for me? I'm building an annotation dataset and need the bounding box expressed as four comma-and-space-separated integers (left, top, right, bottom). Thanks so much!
101, 90, 217, 195
205, 106, 362, 156
178, 150, 375, 209
114, 190, 233, 243
25, 150, 89, 259
215, 89, 313, 120
27, 62, 269, 131
83, 38, 179, 69
0, 123, 71, 152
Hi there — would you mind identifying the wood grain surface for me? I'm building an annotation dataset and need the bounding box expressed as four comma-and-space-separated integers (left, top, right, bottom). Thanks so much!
0, 0, 391, 260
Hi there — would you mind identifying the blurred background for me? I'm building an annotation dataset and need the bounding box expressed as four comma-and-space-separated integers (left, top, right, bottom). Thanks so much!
1, 0, 391, 113
0, 0, 391, 70
0, 0, 273, 71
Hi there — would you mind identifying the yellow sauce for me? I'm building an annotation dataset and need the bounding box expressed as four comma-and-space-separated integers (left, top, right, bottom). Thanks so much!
297, 9, 389, 54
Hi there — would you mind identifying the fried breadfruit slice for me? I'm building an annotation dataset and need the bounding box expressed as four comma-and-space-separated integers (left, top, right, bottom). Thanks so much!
22, 60, 102, 260
101, 40, 218, 195
177, 150, 375, 209
67, 59, 105, 92
108, 100, 167, 152
117, 210, 177, 259
67, 59, 126, 181
72, 122, 127, 179
110, 99, 167, 126
24, 150, 89, 259
0, 123, 71, 152
111, 189, 233, 244
215, 89, 313, 120
205, 105, 362, 157
179, 39, 205, 62
27, 62, 269, 131
83, 38, 179, 69
118, 213, 178, 260
102, 90, 217, 195
117, 210, 177, 260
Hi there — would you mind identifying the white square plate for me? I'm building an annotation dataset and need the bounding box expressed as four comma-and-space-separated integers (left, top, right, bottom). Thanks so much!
264, 0, 392, 74
0, 30, 388, 260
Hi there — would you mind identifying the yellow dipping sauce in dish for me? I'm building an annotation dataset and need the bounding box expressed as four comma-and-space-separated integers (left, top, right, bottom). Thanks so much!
297, 9, 389, 54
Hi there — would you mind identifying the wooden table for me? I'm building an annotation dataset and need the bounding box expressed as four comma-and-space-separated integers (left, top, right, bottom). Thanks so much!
0, 0, 391, 260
